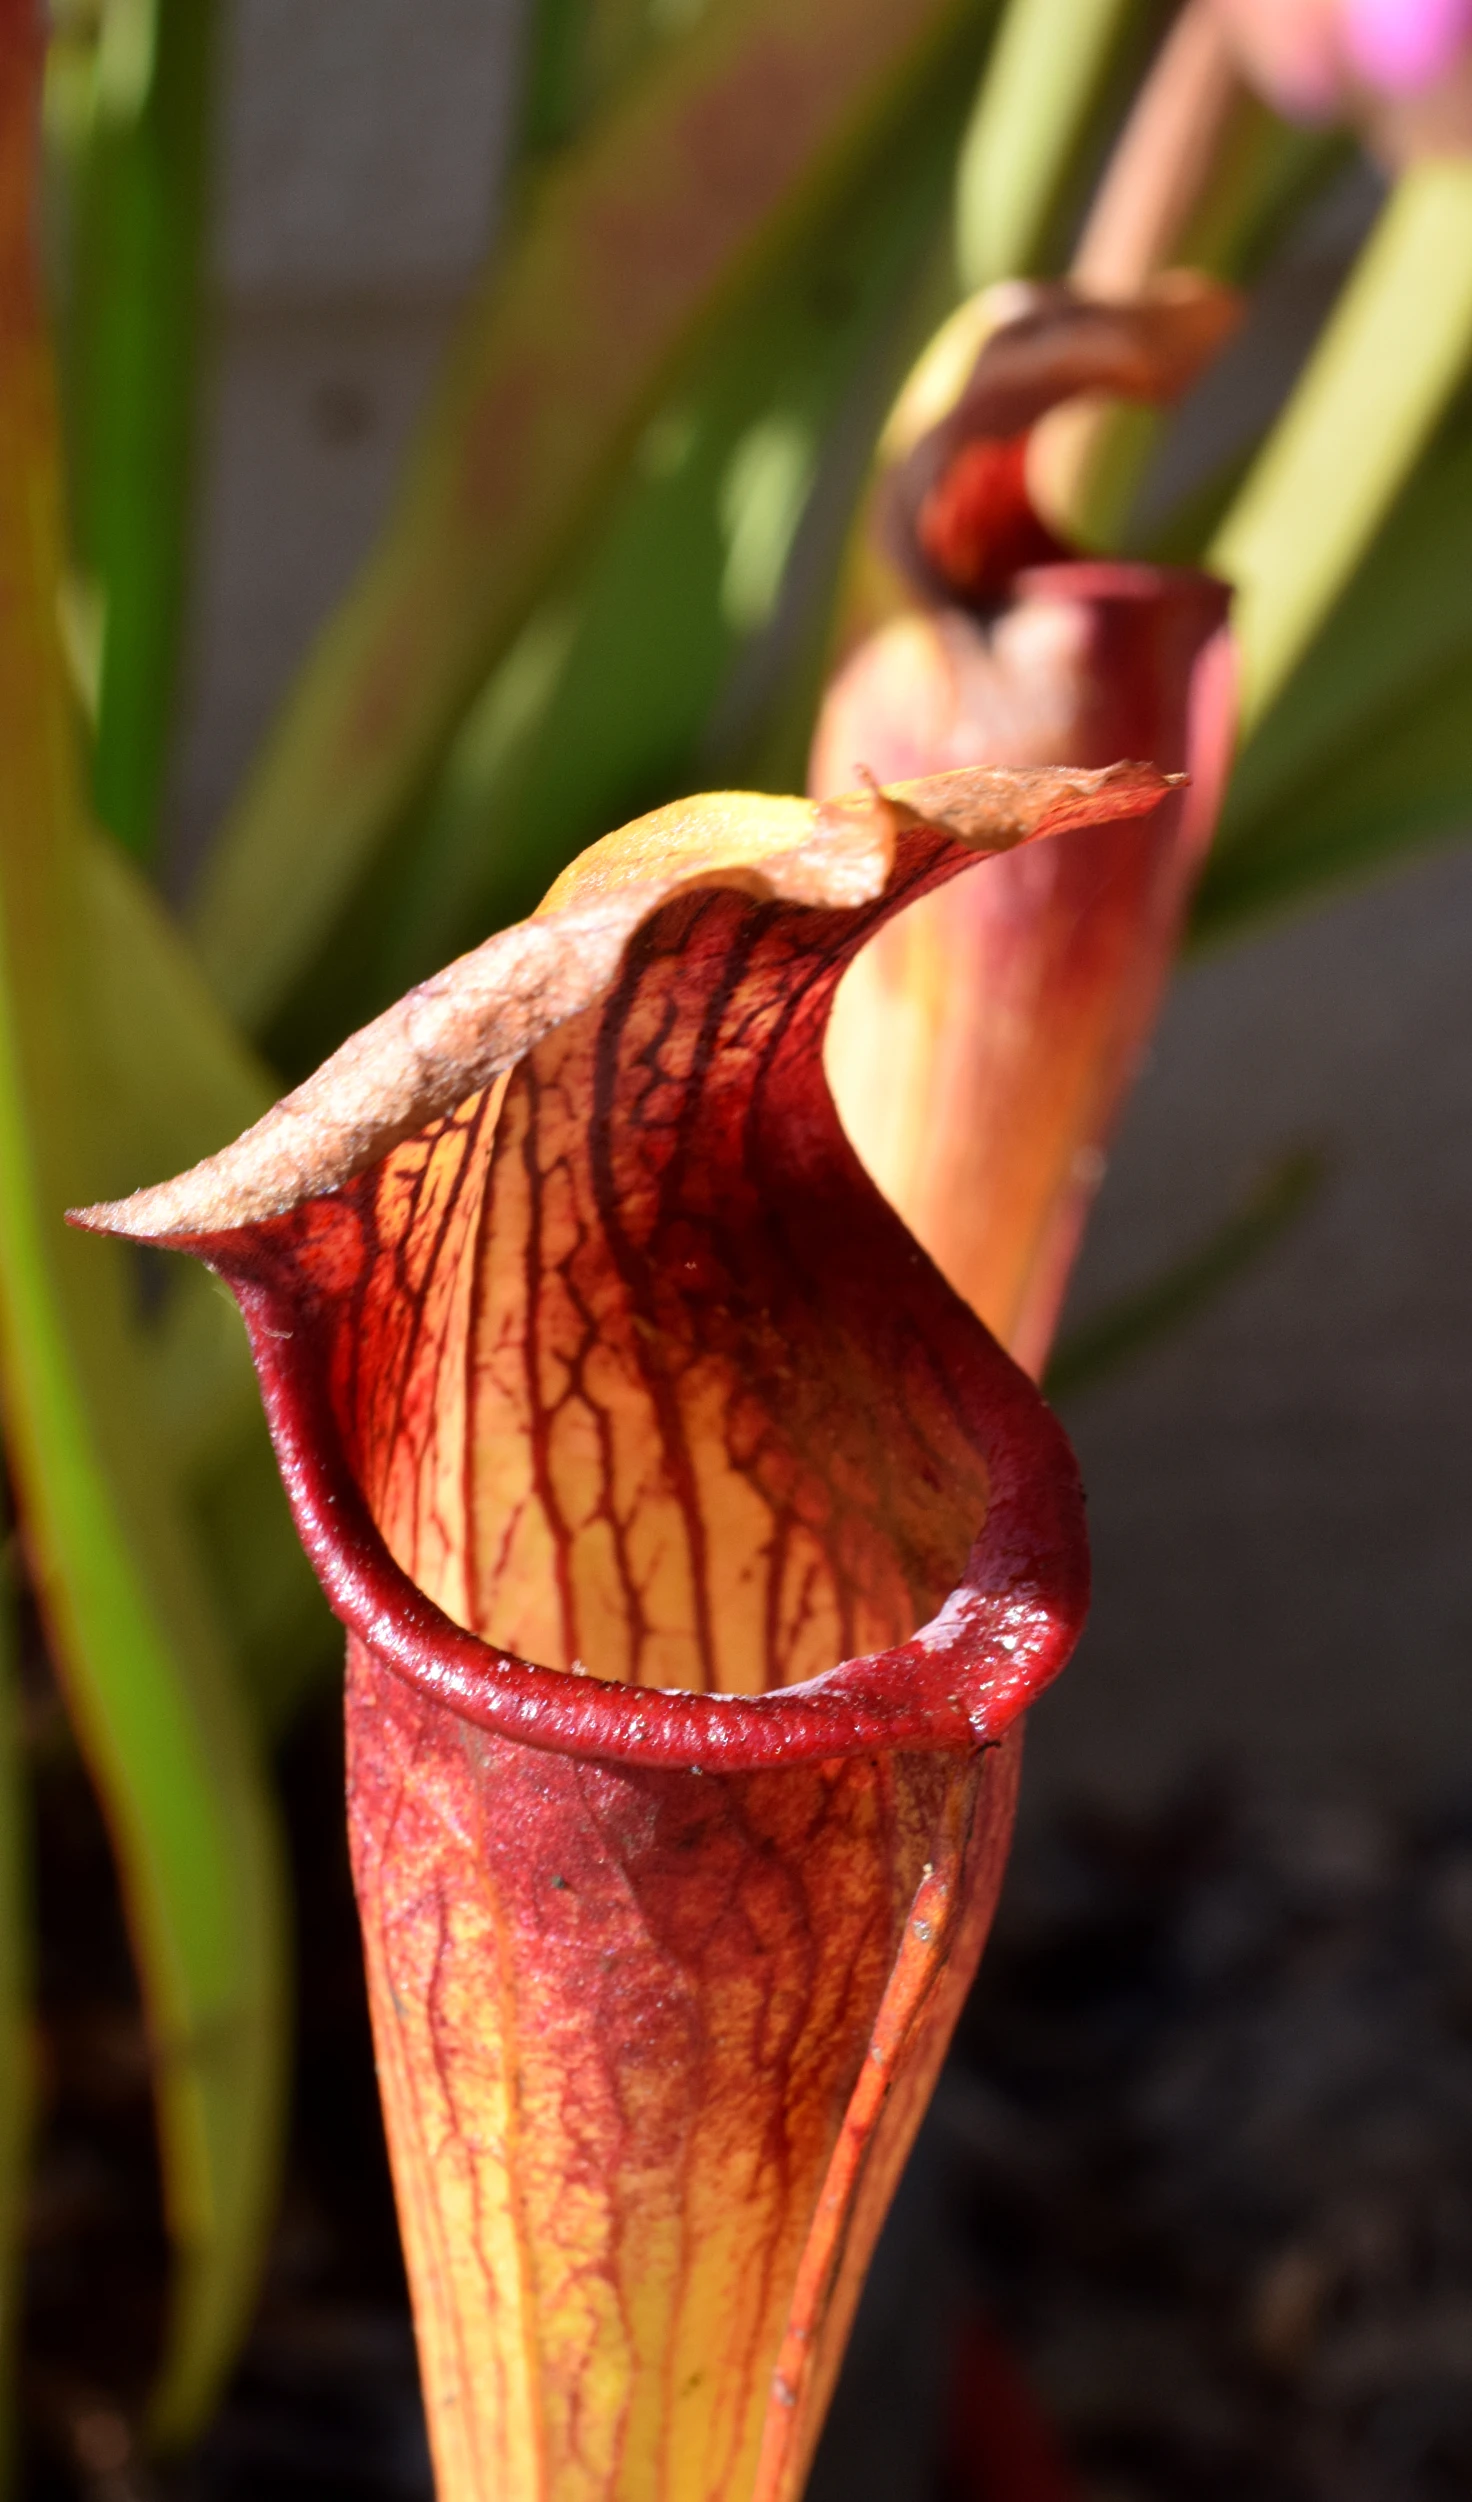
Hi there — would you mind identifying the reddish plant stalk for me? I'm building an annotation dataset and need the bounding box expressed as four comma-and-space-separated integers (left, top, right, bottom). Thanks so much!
812, 284, 1238, 1372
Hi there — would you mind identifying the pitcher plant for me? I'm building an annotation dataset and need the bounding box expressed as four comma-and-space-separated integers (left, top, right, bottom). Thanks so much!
76, 760, 1171, 2501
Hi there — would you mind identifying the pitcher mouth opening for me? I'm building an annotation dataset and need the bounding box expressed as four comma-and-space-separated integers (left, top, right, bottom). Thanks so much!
68, 773, 1157, 1776
214, 1254, 1088, 1776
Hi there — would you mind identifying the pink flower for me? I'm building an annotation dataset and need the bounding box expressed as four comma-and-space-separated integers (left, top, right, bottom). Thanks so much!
1348, 0, 1472, 93
1210, 0, 1472, 148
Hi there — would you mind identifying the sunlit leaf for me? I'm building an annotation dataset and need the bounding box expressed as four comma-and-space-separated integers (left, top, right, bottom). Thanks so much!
0, 18, 286, 2440
188, 0, 996, 1037
1194, 387, 1472, 936
1210, 157, 1472, 734
954, 0, 1151, 288
1209, 406, 1472, 839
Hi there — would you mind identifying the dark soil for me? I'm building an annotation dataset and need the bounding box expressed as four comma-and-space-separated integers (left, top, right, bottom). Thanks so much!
17, 1619, 1472, 2500
941, 1778, 1472, 2502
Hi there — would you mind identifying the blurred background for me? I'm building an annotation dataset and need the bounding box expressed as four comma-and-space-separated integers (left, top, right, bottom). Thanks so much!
171, 2, 1471, 1808
6, 1, 1472, 2496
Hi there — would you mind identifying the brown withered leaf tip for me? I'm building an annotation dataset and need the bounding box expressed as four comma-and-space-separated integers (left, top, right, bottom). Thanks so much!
75, 763, 1177, 1241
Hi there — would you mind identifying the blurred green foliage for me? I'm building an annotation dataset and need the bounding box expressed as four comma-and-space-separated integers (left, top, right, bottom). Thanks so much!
47, 0, 220, 862
5, 0, 1472, 2463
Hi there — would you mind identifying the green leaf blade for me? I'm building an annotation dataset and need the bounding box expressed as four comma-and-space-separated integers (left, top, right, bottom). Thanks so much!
58, 0, 221, 862
0, 25, 287, 2440
1210, 158, 1472, 736
954, 0, 1148, 287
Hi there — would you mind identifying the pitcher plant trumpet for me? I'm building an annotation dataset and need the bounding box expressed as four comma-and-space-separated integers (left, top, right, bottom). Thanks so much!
76, 761, 1171, 2502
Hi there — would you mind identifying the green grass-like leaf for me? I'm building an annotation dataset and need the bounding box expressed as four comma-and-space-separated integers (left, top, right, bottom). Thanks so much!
53, 0, 220, 862
1211, 403, 1472, 822
1210, 157, 1472, 736
0, 28, 287, 2439
1193, 375, 1472, 939
954, 0, 1151, 287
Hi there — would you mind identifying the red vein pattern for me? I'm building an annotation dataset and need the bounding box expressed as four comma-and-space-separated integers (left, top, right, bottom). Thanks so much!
76, 768, 1168, 2500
